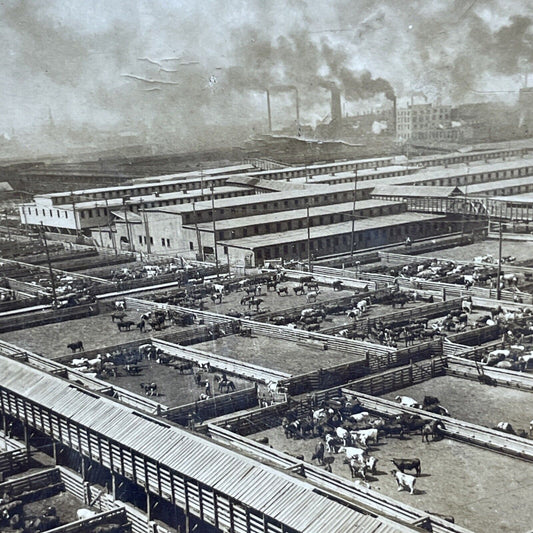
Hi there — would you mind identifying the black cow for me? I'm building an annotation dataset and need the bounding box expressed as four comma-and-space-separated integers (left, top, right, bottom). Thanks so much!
117, 320, 135, 331
67, 340, 84, 353
392, 457, 421, 476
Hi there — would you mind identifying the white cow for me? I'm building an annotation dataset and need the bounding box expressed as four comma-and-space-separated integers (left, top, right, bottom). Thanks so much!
395, 396, 420, 408
335, 427, 351, 446
349, 411, 369, 423
76, 509, 97, 520
391, 470, 416, 494
352, 428, 379, 446
338, 446, 367, 462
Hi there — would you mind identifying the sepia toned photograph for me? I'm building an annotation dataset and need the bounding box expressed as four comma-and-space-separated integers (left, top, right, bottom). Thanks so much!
1, 1, 533, 532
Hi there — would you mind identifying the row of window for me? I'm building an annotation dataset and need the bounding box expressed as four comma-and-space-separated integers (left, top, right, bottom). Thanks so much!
255, 222, 445, 260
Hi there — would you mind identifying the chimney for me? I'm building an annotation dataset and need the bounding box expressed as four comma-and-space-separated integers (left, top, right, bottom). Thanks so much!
294, 87, 300, 127
330, 87, 342, 125
392, 95, 397, 137
266, 89, 272, 133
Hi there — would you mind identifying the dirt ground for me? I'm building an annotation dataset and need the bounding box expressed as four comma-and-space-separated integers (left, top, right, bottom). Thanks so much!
21, 490, 83, 527
0, 308, 196, 359
102, 358, 254, 408
382, 238, 533, 265
381, 375, 533, 435
253, 421, 533, 533
194, 333, 360, 375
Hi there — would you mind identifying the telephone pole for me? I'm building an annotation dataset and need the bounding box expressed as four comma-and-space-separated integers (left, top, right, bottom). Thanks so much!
350, 170, 358, 261
40, 222, 58, 307
306, 206, 312, 272
210, 184, 219, 278
496, 221, 503, 300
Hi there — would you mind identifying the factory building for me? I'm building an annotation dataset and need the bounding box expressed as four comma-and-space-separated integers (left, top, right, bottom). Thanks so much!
19, 185, 252, 234
396, 103, 453, 141
219, 213, 450, 266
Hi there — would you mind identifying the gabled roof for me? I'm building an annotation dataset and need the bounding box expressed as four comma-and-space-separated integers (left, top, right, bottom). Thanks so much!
371, 185, 464, 198
0, 181, 13, 192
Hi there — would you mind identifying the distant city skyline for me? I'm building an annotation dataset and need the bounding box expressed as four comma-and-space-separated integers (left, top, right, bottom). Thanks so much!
2, 0, 532, 156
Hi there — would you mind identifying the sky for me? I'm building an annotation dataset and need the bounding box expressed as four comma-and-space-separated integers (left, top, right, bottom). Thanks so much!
1, 0, 533, 156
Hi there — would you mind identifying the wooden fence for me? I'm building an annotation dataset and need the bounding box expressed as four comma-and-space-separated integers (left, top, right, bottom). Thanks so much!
206, 425, 473, 533
283, 360, 370, 396
129, 296, 396, 360
342, 357, 447, 396
446, 356, 533, 392
0, 448, 28, 477
0, 467, 63, 500
321, 298, 462, 336
447, 324, 501, 346
163, 387, 259, 426
0, 302, 100, 333
47, 508, 129, 533
58, 466, 171, 533
343, 391, 533, 462
151, 339, 289, 383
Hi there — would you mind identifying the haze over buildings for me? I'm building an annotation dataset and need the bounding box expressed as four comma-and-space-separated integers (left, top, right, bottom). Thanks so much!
2, 1, 533, 158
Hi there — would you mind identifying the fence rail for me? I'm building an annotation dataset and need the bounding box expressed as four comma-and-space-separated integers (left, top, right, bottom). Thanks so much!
152, 339, 289, 382
342, 391, 533, 462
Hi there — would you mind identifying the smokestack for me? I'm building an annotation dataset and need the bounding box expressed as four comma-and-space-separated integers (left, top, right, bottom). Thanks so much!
294, 87, 300, 127
330, 87, 342, 125
392, 95, 397, 138
266, 89, 272, 133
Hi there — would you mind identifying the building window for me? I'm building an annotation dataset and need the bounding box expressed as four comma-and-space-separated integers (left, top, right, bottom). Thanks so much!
150, 237, 153, 245
223, 246, 228, 255
139, 236, 143, 245
88, 210, 93, 218
161, 238, 166, 247
166, 239, 170, 247
56, 210, 60, 217
65, 211, 68, 218
190, 242, 194, 250
80, 211, 85, 218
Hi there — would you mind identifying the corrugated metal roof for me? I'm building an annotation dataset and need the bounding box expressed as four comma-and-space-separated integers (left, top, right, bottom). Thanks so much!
220, 213, 444, 250
187, 200, 403, 232
1, 356, 412, 533
466, 176, 533, 194
371, 185, 464, 198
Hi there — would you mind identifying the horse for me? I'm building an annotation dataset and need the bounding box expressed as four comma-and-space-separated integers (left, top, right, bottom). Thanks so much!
174, 362, 194, 374
422, 420, 445, 442
67, 341, 84, 353
218, 379, 236, 393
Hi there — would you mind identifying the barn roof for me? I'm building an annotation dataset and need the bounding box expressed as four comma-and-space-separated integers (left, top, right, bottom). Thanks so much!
0, 354, 413, 533
371, 185, 464, 198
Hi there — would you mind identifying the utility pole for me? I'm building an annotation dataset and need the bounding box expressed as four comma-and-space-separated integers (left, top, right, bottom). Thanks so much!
210, 184, 219, 278
142, 210, 152, 255
4, 211, 11, 241
104, 198, 117, 255
40, 222, 58, 307
350, 170, 358, 261
192, 201, 203, 260
496, 221, 503, 300
306, 206, 312, 272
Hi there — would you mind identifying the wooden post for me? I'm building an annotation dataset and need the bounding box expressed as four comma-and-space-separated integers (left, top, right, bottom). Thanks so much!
146, 490, 152, 521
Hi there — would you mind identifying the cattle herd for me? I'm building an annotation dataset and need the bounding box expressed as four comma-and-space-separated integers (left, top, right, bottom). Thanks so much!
277, 394, 449, 495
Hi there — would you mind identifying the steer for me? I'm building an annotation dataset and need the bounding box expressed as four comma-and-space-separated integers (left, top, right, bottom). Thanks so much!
391, 458, 421, 476
352, 428, 379, 446
391, 469, 417, 494
338, 446, 367, 462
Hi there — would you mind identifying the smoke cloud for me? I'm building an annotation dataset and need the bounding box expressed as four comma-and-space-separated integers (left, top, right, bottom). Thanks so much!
0, 0, 532, 157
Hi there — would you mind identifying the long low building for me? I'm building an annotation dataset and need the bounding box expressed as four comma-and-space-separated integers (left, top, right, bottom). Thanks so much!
219, 213, 450, 266
19, 185, 253, 234
1, 354, 418, 533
